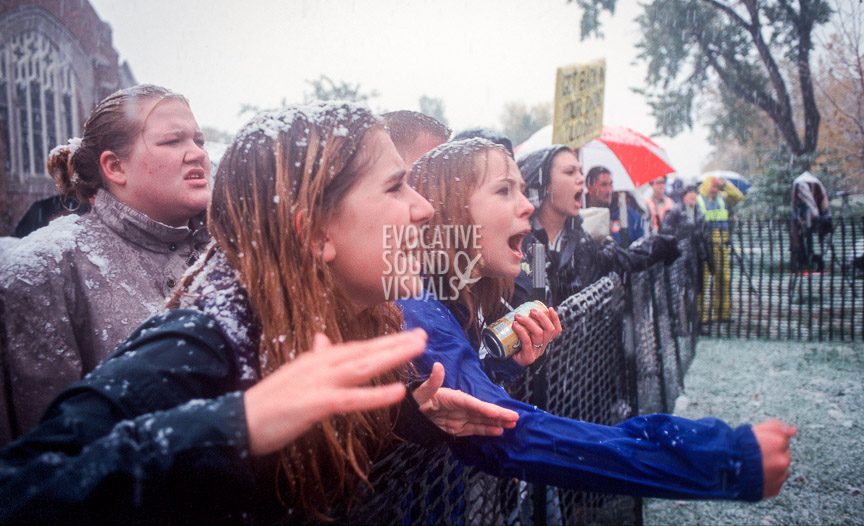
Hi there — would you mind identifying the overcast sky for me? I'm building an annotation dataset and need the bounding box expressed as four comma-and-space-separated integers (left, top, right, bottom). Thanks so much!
89, 0, 712, 177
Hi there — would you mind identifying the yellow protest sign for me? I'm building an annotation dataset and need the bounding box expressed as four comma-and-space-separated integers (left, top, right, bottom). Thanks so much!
552, 60, 605, 149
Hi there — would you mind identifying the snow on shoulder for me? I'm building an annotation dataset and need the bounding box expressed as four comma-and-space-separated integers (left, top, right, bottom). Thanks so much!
0, 214, 85, 287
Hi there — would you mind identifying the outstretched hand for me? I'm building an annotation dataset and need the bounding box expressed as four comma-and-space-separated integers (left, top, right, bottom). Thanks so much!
244, 329, 428, 456
413, 362, 519, 437
752, 419, 797, 498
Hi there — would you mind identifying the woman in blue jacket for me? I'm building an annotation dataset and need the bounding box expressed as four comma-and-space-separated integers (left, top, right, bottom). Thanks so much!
400, 138, 795, 501
0, 104, 519, 523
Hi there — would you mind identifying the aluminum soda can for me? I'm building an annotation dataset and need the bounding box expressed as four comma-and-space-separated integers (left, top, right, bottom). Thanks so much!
481, 300, 548, 359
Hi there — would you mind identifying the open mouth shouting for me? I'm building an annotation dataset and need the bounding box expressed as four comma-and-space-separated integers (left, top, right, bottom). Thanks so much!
508, 230, 530, 260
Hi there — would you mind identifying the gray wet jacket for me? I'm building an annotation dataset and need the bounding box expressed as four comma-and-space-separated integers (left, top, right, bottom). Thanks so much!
0, 190, 209, 441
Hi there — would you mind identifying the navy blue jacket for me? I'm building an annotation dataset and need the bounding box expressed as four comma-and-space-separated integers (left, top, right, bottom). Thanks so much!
0, 309, 278, 524
399, 294, 764, 501
0, 309, 442, 524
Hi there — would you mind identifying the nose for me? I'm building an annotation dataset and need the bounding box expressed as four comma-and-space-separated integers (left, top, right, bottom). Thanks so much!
409, 187, 434, 224
517, 191, 534, 218
185, 140, 209, 166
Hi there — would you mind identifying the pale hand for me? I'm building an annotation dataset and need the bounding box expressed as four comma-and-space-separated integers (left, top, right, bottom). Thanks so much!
412, 362, 519, 436
244, 329, 428, 456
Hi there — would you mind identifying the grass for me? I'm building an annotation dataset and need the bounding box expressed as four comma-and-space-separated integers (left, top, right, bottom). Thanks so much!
643, 338, 864, 525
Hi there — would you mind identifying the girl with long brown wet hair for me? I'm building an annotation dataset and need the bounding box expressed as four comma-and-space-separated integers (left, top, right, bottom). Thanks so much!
0, 104, 518, 524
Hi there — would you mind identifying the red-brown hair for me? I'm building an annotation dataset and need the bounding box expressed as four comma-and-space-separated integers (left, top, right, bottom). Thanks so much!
201, 103, 404, 520
409, 138, 513, 340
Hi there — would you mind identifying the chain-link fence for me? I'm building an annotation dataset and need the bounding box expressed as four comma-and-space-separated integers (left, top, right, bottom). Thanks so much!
700, 216, 864, 341
343, 240, 702, 525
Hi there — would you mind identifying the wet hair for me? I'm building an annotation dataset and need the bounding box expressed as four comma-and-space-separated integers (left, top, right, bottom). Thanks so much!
452, 128, 514, 157
46, 84, 188, 204
585, 165, 611, 188
516, 145, 573, 198
202, 103, 403, 519
409, 138, 512, 340
381, 110, 451, 157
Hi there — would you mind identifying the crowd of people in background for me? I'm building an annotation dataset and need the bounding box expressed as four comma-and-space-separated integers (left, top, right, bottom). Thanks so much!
0, 85, 796, 523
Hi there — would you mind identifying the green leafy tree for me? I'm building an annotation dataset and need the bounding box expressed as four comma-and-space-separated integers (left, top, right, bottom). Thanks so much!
575, 0, 832, 170
570, 0, 617, 38
303, 75, 379, 104
418, 95, 449, 126
499, 101, 551, 145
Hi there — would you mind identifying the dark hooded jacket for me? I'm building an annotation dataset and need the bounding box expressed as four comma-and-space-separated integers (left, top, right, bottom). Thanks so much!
0, 249, 444, 524
514, 146, 679, 307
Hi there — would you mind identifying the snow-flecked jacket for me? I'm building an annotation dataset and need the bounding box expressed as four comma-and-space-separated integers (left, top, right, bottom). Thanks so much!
514, 215, 678, 307
399, 293, 764, 501
0, 190, 209, 441
0, 309, 276, 524
0, 250, 443, 524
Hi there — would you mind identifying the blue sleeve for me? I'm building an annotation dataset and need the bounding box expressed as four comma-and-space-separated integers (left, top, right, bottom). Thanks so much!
0, 310, 255, 522
480, 354, 526, 386
610, 206, 623, 244
399, 297, 764, 502
629, 204, 646, 242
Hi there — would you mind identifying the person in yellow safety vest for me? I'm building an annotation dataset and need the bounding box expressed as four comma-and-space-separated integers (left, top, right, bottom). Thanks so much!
696, 175, 744, 324
645, 176, 675, 234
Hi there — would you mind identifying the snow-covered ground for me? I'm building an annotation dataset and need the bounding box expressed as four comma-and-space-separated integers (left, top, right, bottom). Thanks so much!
644, 338, 863, 525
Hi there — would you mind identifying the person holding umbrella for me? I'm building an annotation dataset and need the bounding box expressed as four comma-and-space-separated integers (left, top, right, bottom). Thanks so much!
575, 126, 679, 246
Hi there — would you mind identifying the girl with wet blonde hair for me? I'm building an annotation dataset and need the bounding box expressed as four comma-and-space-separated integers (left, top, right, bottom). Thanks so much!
401, 138, 796, 504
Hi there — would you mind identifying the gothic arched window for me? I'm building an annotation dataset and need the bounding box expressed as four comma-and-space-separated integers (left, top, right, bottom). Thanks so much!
0, 29, 80, 181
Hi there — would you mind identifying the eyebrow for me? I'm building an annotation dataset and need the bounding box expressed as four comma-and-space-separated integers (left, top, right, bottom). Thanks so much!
500, 175, 528, 191
158, 128, 195, 137
384, 170, 407, 186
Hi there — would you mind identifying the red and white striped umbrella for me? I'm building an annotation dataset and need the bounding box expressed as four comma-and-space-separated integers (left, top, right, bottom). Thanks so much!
516, 125, 676, 191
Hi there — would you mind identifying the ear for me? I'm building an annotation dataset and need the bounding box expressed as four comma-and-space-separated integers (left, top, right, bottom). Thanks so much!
321, 236, 336, 263
299, 210, 337, 262
99, 151, 127, 187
